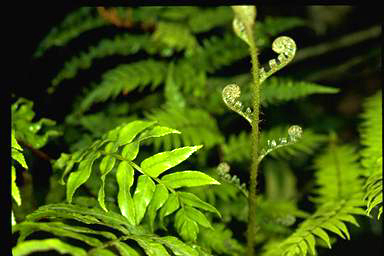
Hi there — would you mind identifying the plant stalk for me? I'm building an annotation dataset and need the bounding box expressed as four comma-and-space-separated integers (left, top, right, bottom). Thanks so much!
245, 25, 261, 256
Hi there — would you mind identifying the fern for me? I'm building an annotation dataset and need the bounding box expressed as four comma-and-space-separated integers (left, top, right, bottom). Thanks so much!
265, 142, 365, 256
55, 120, 221, 242
145, 107, 224, 150
34, 7, 107, 58
222, 127, 327, 163
261, 77, 340, 106
50, 34, 153, 89
12, 98, 61, 149
12, 203, 205, 256
187, 6, 233, 33
359, 90, 382, 218
78, 59, 167, 113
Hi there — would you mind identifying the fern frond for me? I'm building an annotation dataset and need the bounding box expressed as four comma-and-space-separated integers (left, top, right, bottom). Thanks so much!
190, 32, 249, 73
188, 7, 233, 33
265, 143, 366, 255
55, 120, 220, 242
34, 7, 107, 58
50, 34, 152, 89
145, 107, 224, 150
359, 90, 382, 173
360, 90, 382, 218
261, 16, 307, 36
13, 203, 203, 256
313, 144, 363, 204
152, 21, 199, 55
261, 77, 340, 106
79, 60, 167, 113
222, 127, 326, 163
265, 197, 365, 256
198, 223, 245, 256
12, 98, 61, 149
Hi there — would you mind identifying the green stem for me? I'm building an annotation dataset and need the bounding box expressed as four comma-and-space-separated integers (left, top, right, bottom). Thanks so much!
246, 25, 261, 256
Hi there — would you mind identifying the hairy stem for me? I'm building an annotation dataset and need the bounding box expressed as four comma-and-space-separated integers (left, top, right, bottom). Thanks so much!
246, 25, 261, 256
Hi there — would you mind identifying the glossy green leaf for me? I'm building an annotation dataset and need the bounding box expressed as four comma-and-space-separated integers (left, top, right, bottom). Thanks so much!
116, 161, 136, 225
161, 170, 220, 189
118, 121, 156, 146
98, 142, 118, 211
133, 175, 156, 224
12, 129, 23, 151
12, 148, 28, 170
114, 242, 140, 256
67, 151, 100, 203
178, 191, 221, 217
183, 206, 213, 229
305, 233, 316, 255
122, 141, 140, 160
159, 193, 180, 226
141, 146, 203, 178
12, 166, 21, 205
136, 238, 170, 256
12, 239, 87, 256
89, 248, 115, 256
174, 208, 199, 241
139, 125, 181, 141
156, 236, 199, 256
14, 221, 103, 247
147, 184, 169, 232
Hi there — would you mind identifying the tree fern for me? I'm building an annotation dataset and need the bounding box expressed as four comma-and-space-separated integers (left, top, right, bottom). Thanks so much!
359, 90, 382, 218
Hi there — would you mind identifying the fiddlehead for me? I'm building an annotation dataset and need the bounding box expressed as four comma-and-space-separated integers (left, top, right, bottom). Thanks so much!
259, 36, 297, 83
222, 84, 253, 125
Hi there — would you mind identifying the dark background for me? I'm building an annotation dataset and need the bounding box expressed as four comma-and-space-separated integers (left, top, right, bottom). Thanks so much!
9, 5, 382, 255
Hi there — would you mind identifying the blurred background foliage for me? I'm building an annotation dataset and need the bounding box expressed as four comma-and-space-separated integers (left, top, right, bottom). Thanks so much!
11, 5, 381, 255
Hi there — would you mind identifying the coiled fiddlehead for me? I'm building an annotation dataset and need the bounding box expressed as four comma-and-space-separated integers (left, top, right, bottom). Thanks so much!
259, 36, 296, 84
222, 84, 253, 125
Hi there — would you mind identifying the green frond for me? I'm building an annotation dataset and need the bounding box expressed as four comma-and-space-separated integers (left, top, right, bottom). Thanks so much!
50, 34, 152, 90
197, 223, 245, 255
152, 21, 199, 56
190, 32, 249, 73
261, 77, 340, 106
145, 107, 224, 150
360, 90, 382, 218
79, 60, 167, 113
34, 7, 107, 58
223, 127, 326, 163
12, 98, 61, 149
188, 7, 233, 33
264, 196, 365, 256
54, 120, 220, 242
260, 16, 307, 36
359, 90, 382, 173
222, 131, 250, 163
13, 203, 203, 256
313, 144, 363, 204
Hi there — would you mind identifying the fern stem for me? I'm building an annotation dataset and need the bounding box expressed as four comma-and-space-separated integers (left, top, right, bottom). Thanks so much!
246, 24, 261, 256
